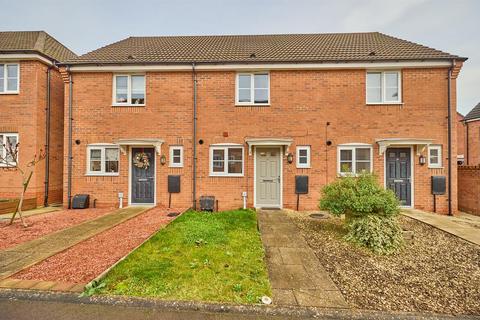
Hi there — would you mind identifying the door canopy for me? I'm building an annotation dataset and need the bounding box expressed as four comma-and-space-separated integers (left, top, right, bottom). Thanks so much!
375, 138, 434, 156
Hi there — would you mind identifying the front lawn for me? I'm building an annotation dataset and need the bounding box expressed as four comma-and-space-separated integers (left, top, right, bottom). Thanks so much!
97, 209, 271, 304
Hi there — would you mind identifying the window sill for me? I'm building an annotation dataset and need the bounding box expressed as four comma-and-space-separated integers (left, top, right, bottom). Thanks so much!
0, 92, 19, 95
366, 102, 403, 106
112, 104, 146, 107
428, 166, 444, 169
297, 166, 311, 169
209, 174, 244, 177
169, 165, 184, 168
85, 173, 119, 177
235, 103, 270, 107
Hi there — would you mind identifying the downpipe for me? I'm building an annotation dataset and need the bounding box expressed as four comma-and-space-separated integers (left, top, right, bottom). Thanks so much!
67, 67, 73, 209
43, 66, 52, 207
447, 60, 454, 216
192, 63, 198, 210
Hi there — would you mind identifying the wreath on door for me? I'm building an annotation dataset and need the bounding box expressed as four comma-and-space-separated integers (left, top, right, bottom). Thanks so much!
133, 152, 150, 170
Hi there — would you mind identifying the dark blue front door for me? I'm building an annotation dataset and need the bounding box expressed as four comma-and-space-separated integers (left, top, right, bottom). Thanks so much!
386, 148, 411, 206
131, 148, 155, 204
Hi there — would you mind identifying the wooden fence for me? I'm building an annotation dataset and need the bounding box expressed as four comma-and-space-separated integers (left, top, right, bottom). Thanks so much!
0, 198, 37, 215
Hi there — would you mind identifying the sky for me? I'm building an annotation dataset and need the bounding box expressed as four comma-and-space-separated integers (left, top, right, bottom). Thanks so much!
1, 0, 478, 114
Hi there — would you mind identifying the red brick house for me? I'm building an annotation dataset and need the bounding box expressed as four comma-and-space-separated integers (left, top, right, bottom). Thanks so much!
462, 103, 480, 165
0, 31, 76, 206
61, 32, 466, 214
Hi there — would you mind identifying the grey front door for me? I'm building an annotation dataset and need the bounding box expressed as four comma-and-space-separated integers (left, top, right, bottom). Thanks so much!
256, 148, 281, 208
131, 147, 155, 204
386, 148, 411, 206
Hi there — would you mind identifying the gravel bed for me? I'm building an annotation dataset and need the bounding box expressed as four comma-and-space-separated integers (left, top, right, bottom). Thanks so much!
286, 211, 480, 316
14, 207, 184, 284
0, 208, 111, 250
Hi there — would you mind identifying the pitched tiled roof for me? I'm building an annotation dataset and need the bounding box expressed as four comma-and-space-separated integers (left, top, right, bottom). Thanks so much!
68, 32, 465, 65
0, 31, 77, 62
464, 103, 480, 121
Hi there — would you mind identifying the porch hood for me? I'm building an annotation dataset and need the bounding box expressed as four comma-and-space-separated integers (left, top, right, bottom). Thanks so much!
375, 138, 434, 155
114, 138, 164, 155
245, 137, 293, 155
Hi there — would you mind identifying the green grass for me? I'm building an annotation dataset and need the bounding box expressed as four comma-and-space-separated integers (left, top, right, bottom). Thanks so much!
97, 209, 271, 304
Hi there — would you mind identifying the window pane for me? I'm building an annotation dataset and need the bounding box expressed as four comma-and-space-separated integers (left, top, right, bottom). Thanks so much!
340, 162, 352, 173
356, 161, 371, 173
254, 74, 268, 89
0, 135, 3, 157
228, 148, 243, 160
299, 157, 307, 164
115, 76, 128, 103
430, 149, 438, 157
299, 149, 307, 157
238, 75, 251, 89
173, 156, 181, 163
340, 149, 352, 161
105, 148, 118, 161
0, 65, 4, 92
385, 88, 398, 101
385, 72, 398, 87
228, 161, 242, 174
131, 75, 145, 104
367, 72, 382, 103
0, 65, 4, 78
356, 148, 370, 161
254, 89, 268, 103
238, 88, 251, 102
5, 136, 17, 162
90, 149, 102, 172
7, 65, 18, 78
212, 149, 225, 172
7, 79, 17, 91
173, 149, 181, 156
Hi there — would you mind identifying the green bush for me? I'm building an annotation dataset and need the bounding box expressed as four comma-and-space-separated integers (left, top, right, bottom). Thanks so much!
345, 215, 404, 255
319, 173, 400, 218
319, 173, 403, 254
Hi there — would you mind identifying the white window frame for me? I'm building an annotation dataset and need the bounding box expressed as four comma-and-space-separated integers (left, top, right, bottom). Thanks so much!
0, 133, 19, 166
366, 70, 402, 104
112, 74, 146, 106
169, 146, 184, 168
0, 63, 20, 94
337, 144, 373, 176
86, 144, 120, 176
296, 146, 311, 168
209, 144, 244, 177
428, 145, 443, 168
235, 72, 270, 106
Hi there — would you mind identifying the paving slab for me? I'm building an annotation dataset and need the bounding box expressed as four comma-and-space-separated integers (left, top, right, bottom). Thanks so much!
0, 206, 151, 280
402, 209, 480, 246
257, 209, 348, 309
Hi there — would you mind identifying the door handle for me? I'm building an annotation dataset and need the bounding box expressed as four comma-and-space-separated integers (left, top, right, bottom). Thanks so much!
262, 179, 273, 182
393, 179, 403, 183
138, 178, 148, 182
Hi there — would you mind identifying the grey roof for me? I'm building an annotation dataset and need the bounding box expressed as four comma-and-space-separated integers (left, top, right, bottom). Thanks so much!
67, 32, 466, 65
464, 103, 480, 121
0, 31, 77, 62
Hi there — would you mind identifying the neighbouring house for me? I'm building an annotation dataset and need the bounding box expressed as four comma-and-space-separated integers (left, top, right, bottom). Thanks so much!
60, 32, 466, 214
462, 102, 480, 165
457, 112, 466, 165
0, 31, 76, 207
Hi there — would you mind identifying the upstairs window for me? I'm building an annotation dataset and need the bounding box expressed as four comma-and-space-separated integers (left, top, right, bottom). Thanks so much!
0, 64, 19, 93
210, 145, 244, 176
236, 73, 269, 105
338, 145, 372, 175
113, 75, 145, 105
428, 145, 442, 168
366, 71, 401, 104
87, 145, 119, 175
0, 133, 19, 166
296, 146, 311, 168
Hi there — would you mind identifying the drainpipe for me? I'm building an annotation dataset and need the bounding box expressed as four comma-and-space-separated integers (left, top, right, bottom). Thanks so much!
192, 63, 198, 210
67, 67, 73, 209
43, 66, 52, 207
447, 60, 454, 216
465, 121, 469, 165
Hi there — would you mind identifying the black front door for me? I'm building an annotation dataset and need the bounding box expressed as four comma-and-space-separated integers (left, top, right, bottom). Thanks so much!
386, 148, 411, 206
131, 148, 155, 204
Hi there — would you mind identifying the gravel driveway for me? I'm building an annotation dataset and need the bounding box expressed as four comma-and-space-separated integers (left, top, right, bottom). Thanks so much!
287, 211, 480, 316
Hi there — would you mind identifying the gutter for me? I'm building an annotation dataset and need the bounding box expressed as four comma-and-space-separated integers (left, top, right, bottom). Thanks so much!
447, 60, 454, 216
192, 63, 198, 210
67, 67, 73, 209
43, 65, 52, 207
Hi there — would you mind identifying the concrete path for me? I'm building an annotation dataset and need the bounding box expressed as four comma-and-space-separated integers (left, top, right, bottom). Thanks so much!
0, 206, 61, 221
257, 210, 348, 309
0, 206, 151, 280
402, 209, 480, 246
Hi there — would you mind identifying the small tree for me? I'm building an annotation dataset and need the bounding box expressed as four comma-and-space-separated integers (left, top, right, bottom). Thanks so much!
0, 137, 45, 227
319, 173, 404, 255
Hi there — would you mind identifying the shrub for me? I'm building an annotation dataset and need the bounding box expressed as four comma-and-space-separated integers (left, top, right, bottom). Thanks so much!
319, 173, 403, 254
345, 215, 404, 255
319, 173, 400, 218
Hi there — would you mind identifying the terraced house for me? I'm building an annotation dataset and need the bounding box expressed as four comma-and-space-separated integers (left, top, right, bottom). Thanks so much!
60, 32, 466, 214
0, 31, 76, 207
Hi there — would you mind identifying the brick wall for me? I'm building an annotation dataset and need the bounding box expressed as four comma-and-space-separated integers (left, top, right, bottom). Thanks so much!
63, 66, 459, 214
458, 166, 480, 216
0, 60, 64, 205
465, 120, 480, 165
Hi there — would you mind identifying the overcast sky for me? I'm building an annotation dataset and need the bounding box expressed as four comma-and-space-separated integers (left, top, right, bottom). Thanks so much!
1, 0, 478, 114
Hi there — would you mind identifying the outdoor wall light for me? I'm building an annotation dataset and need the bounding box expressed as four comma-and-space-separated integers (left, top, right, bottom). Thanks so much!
287, 153, 294, 164
160, 154, 167, 165
419, 155, 426, 165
